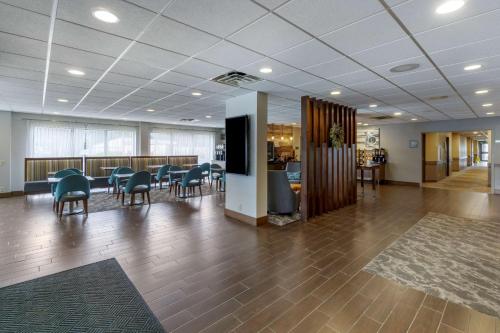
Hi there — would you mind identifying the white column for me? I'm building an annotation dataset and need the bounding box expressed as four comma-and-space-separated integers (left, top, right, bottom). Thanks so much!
224, 92, 268, 226
0, 111, 12, 194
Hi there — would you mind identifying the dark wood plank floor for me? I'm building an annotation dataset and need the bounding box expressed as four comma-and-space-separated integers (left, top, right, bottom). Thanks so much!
1, 185, 499, 332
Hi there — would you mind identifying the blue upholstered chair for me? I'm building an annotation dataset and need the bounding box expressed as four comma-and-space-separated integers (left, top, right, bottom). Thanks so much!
199, 162, 210, 183
51, 169, 78, 210
119, 171, 151, 206
268, 170, 300, 214
63, 168, 82, 175
107, 167, 120, 193
155, 164, 171, 190
114, 167, 135, 199
285, 162, 301, 184
179, 167, 203, 197
209, 164, 222, 188
168, 165, 183, 194
54, 174, 90, 217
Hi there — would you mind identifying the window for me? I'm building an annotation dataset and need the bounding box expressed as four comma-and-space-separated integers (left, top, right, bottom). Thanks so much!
27, 120, 137, 157
150, 128, 216, 163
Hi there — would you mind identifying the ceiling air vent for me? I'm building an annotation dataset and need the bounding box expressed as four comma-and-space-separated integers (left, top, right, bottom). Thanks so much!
428, 95, 449, 101
180, 118, 195, 122
371, 115, 394, 120
212, 71, 262, 87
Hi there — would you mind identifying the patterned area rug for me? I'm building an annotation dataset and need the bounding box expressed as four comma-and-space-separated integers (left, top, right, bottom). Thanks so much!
0, 258, 164, 332
364, 212, 500, 318
87, 184, 219, 213
268, 212, 301, 226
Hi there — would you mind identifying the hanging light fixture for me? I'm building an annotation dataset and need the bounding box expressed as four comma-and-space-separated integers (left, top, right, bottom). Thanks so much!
280, 125, 284, 141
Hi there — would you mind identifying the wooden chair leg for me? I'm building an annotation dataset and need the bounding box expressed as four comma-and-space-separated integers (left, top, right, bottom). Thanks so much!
146, 191, 151, 205
116, 187, 120, 200
121, 192, 125, 206
159, 180, 162, 190
55, 201, 59, 214
83, 199, 88, 215
52, 198, 55, 211
131, 193, 135, 205
142, 192, 145, 203
199, 184, 202, 196
59, 201, 65, 218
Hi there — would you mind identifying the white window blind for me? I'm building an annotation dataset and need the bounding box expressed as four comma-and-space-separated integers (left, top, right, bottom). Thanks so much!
27, 120, 137, 157
150, 128, 216, 163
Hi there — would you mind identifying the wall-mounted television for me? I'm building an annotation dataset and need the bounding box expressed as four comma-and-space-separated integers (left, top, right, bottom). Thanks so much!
225, 115, 249, 175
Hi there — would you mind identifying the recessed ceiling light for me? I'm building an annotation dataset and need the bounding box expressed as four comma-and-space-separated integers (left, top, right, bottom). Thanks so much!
436, 0, 465, 15
205, 115, 212, 118
369, 104, 378, 108
259, 67, 272, 74
92, 9, 119, 23
53, 112, 60, 115
330, 90, 341, 95
57, 98, 68, 103
482, 103, 493, 107
191, 92, 202, 96
146, 109, 155, 112
475, 89, 489, 95
67, 69, 85, 76
486, 112, 495, 115
473, 131, 478, 134
394, 112, 402, 116
363, 123, 369, 126
464, 64, 482, 71
390, 63, 420, 73
411, 118, 418, 121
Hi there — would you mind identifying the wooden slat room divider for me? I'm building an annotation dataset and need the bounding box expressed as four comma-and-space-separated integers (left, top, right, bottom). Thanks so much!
300, 96, 357, 221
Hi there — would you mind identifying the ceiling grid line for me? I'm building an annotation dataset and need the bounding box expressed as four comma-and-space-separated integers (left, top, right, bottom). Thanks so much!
41, 0, 58, 113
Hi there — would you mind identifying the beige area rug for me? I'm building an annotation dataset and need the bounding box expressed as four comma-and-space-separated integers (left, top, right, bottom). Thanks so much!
364, 212, 500, 318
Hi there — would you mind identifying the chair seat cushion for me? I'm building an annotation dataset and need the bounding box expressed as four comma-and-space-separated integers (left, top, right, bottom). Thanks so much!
287, 171, 301, 181
60, 191, 87, 201
120, 184, 149, 193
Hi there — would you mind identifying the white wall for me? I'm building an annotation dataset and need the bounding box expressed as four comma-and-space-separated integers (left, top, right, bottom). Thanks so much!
225, 92, 268, 219
7, 112, 222, 192
374, 116, 500, 192
0, 111, 12, 193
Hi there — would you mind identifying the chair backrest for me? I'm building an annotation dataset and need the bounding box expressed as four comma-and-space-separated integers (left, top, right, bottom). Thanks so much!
285, 162, 301, 173
55, 174, 90, 201
125, 171, 151, 193
157, 164, 171, 179
63, 168, 82, 175
267, 170, 295, 213
182, 167, 202, 186
116, 167, 134, 175
199, 162, 210, 172
54, 169, 78, 178
210, 163, 222, 169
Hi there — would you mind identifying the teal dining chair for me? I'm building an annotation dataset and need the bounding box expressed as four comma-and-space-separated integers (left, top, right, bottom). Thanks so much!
54, 174, 90, 217
63, 168, 82, 175
107, 167, 120, 193
114, 167, 135, 199
155, 164, 171, 190
168, 165, 183, 195
51, 169, 78, 210
199, 162, 210, 183
179, 167, 203, 197
119, 171, 151, 206
209, 163, 222, 188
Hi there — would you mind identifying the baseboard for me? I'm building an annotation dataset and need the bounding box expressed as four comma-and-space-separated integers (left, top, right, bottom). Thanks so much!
224, 208, 267, 226
0, 191, 24, 198
385, 180, 420, 187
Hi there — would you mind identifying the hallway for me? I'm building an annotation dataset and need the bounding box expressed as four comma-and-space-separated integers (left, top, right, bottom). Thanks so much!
422, 165, 490, 193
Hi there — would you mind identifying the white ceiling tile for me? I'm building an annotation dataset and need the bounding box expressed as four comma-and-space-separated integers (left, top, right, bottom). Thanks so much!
253, 0, 289, 10
273, 39, 342, 69
276, 0, 383, 36
228, 14, 311, 56
166, 0, 267, 37
111, 59, 165, 80
51, 45, 114, 71
58, 0, 156, 39
430, 35, 500, 66
389, 69, 442, 86
350, 37, 422, 67
125, 0, 169, 13
305, 57, 364, 79
0, 53, 45, 72
414, 10, 500, 53
123, 43, 188, 70
0, 0, 53, 15
392, 0, 500, 34
53, 21, 131, 57
139, 16, 220, 56
0, 32, 47, 59
239, 58, 296, 79
196, 41, 264, 69
156, 71, 205, 87
0, 3, 50, 40
330, 70, 380, 86
174, 58, 230, 80
271, 71, 319, 88
321, 12, 405, 55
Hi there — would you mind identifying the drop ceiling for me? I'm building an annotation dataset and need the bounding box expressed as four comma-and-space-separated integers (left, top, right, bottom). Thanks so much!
0, 0, 499, 128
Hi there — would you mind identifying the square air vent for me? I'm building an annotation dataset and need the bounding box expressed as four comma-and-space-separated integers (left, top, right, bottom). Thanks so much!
212, 71, 262, 87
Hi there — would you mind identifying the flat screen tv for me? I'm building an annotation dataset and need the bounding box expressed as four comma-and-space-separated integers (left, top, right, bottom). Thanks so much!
225, 115, 249, 175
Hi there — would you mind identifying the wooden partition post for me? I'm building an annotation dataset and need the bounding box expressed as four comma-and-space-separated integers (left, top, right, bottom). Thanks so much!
300, 96, 357, 221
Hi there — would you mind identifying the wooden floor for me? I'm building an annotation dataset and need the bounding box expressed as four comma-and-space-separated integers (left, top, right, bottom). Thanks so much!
422, 165, 490, 193
1, 185, 499, 333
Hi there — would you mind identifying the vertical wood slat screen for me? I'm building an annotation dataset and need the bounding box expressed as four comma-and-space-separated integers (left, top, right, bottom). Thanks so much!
300, 96, 357, 220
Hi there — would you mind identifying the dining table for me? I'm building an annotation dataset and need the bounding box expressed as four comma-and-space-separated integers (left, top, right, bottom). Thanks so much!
210, 167, 225, 192
169, 170, 191, 198
182, 163, 199, 169
48, 176, 95, 215
357, 163, 381, 190
100, 166, 117, 176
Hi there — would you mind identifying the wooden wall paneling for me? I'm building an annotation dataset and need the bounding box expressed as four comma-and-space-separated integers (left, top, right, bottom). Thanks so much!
300, 97, 310, 220
326, 103, 333, 211
351, 108, 357, 204
321, 101, 328, 214
338, 105, 344, 207
317, 100, 324, 214
312, 98, 319, 217
333, 104, 340, 209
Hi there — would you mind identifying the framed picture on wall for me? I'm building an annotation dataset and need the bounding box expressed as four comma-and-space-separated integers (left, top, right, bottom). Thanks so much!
409, 139, 418, 148
357, 128, 380, 150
